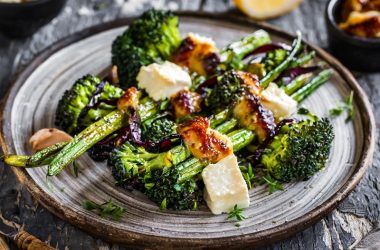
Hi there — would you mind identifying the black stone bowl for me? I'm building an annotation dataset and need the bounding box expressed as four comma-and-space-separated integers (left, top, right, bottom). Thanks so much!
325, 0, 380, 72
0, 0, 66, 38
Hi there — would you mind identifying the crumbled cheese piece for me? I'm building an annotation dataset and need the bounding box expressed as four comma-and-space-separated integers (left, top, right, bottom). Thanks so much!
137, 61, 192, 101
260, 82, 297, 119
202, 154, 250, 215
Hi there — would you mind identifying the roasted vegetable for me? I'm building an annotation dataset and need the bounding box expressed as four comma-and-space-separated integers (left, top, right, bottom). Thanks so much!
142, 128, 255, 210
55, 75, 124, 135
109, 110, 238, 187
112, 9, 181, 88
142, 116, 177, 142
219, 29, 271, 70
48, 91, 159, 176
205, 70, 260, 112
260, 32, 303, 88
206, 71, 245, 112
262, 49, 288, 72
144, 167, 203, 210
261, 117, 334, 182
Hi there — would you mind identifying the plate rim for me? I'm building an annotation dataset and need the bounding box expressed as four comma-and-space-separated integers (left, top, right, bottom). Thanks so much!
0, 12, 376, 249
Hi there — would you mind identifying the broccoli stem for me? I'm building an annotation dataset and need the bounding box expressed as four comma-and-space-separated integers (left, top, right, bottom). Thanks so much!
283, 74, 313, 95
291, 69, 333, 103
289, 51, 316, 68
4, 142, 68, 168
220, 30, 271, 69
177, 129, 256, 183
47, 96, 163, 176
210, 109, 230, 128
260, 32, 303, 88
138, 96, 159, 120
48, 110, 127, 176
214, 118, 238, 134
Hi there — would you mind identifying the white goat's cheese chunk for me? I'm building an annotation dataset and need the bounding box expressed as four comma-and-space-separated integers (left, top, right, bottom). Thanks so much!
261, 82, 297, 119
137, 61, 192, 101
202, 154, 250, 215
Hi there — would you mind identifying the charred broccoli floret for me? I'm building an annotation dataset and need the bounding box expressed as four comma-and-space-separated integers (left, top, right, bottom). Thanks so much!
206, 71, 244, 111
111, 9, 181, 88
128, 9, 181, 58
55, 75, 124, 135
142, 116, 177, 142
108, 142, 159, 187
108, 140, 202, 210
111, 43, 159, 90
144, 167, 203, 210
261, 117, 334, 182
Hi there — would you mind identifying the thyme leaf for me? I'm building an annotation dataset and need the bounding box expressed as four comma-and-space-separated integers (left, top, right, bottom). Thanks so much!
83, 198, 126, 221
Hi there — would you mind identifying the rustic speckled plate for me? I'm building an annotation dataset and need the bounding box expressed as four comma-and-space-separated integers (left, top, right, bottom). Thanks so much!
0, 13, 375, 249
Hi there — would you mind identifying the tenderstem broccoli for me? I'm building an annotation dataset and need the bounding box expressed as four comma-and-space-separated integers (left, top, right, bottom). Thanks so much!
261, 117, 334, 182
55, 75, 124, 135
112, 9, 181, 88
219, 29, 271, 70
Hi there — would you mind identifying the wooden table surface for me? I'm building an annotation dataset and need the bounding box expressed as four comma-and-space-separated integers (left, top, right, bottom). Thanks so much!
0, 0, 379, 249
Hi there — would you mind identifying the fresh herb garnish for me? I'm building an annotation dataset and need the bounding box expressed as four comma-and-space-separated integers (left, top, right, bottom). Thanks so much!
160, 198, 167, 210
297, 107, 311, 115
345, 91, 354, 122
241, 163, 255, 189
260, 174, 284, 194
329, 106, 344, 116
83, 198, 126, 221
159, 99, 170, 111
329, 91, 354, 122
298, 107, 318, 121
227, 204, 246, 226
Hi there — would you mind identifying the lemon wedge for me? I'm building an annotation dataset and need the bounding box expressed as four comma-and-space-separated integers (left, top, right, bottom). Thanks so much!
234, 0, 303, 20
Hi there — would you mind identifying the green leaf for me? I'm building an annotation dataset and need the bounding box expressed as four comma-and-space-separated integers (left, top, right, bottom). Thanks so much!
345, 91, 354, 122
160, 198, 167, 210
144, 183, 155, 190
261, 175, 284, 194
159, 99, 170, 110
226, 204, 246, 223
328, 91, 354, 122
83, 198, 126, 221
329, 106, 344, 117
241, 163, 255, 189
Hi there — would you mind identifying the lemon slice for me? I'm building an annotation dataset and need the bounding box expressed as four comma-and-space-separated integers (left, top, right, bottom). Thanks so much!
234, 0, 303, 20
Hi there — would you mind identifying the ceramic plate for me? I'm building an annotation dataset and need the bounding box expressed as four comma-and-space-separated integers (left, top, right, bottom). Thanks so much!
0, 13, 375, 249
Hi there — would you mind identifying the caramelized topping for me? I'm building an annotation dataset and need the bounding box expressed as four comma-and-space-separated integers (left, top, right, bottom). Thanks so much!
233, 94, 276, 142
171, 33, 220, 75
170, 89, 202, 119
117, 87, 139, 111
236, 71, 261, 96
178, 117, 233, 163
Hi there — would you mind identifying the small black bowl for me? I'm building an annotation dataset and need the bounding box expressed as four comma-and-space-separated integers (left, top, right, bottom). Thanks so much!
325, 0, 380, 72
0, 0, 66, 38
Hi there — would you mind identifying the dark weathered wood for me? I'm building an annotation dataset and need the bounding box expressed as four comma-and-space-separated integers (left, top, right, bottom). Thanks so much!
0, 0, 379, 249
